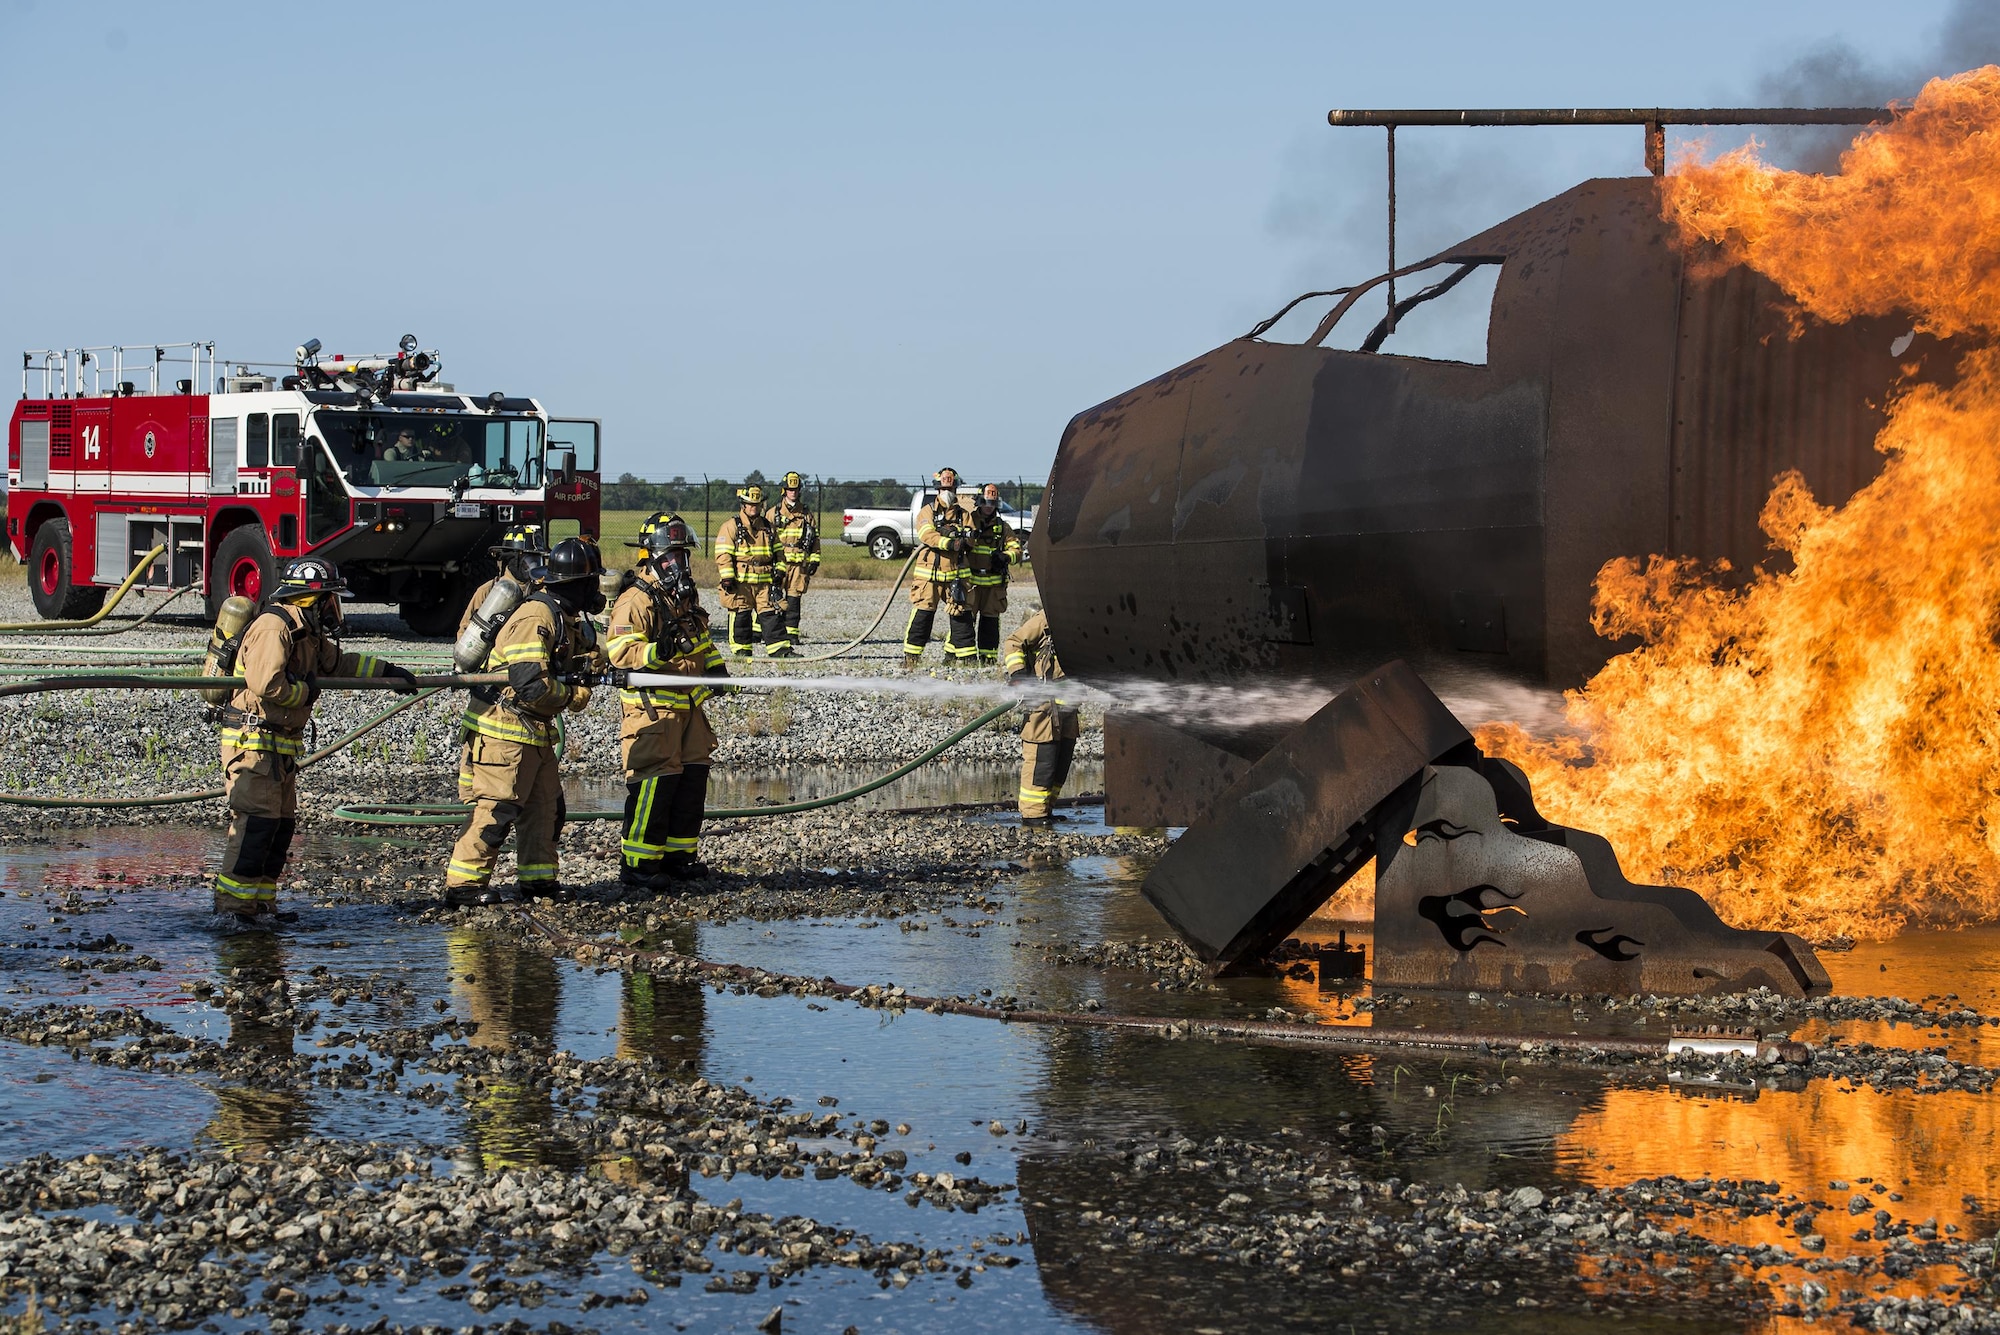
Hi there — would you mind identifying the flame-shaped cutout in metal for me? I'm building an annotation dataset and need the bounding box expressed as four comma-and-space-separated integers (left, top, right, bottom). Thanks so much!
1576, 927, 1645, 962
1417, 883, 1526, 953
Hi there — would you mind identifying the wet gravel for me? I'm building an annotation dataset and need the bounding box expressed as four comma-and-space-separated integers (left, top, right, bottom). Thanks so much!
0, 583, 1100, 826
2, 584, 2000, 1329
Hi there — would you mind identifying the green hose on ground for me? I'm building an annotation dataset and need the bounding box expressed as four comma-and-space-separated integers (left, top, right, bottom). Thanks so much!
333, 698, 1018, 826
0, 688, 446, 809
789, 550, 918, 662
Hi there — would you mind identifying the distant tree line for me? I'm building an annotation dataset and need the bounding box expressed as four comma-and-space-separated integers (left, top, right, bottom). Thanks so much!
603, 471, 1045, 517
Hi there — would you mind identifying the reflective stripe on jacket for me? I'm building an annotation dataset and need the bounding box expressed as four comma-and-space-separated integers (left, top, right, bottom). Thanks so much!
967, 516, 1021, 587
1003, 610, 1064, 681
773, 502, 822, 571
606, 570, 728, 713
714, 511, 782, 585
461, 597, 579, 747
223, 604, 385, 754
914, 502, 970, 583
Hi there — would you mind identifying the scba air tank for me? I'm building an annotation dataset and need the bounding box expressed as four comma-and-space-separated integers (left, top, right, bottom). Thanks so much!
199, 596, 258, 705
454, 577, 527, 670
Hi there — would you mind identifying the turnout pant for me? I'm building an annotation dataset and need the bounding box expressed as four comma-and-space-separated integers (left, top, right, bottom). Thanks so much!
782, 564, 814, 643
216, 745, 300, 909
622, 765, 711, 871
904, 581, 976, 662
620, 706, 717, 872
449, 736, 563, 891
1018, 700, 1082, 819
720, 584, 787, 656
968, 583, 1008, 665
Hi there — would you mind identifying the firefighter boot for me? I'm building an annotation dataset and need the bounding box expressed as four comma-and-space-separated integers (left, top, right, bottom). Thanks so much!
662, 852, 712, 881
445, 882, 516, 908
901, 653, 921, 671
211, 889, 270, 920
619, 863, 676, 895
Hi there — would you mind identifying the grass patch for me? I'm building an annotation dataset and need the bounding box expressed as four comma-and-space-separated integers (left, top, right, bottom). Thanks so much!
2, 1292, 45, 1333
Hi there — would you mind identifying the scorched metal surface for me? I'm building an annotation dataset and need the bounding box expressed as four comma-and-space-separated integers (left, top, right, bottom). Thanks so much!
1031, 174, 1948, 827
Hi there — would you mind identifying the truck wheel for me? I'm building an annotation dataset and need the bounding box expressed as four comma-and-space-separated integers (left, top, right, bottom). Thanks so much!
209, 526, 275, 618
869, 530, 902, 561
399, 593, 463, 638
28, 519, 106, 620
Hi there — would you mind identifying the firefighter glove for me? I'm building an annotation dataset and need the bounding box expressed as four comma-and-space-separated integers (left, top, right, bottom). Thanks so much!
719, 578, 740, 595
949, 535, 970, 555
299, 674, 322, 708
567, 685, 593, 712
1006, 671, 1025, 687
380, 663, 420, 694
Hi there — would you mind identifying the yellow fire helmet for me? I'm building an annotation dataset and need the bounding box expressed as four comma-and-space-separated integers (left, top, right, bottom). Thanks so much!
737, 484, 765, 505
781, 470, 804, 491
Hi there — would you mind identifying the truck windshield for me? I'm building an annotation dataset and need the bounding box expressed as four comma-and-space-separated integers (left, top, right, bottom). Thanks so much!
311, 412, 545, 490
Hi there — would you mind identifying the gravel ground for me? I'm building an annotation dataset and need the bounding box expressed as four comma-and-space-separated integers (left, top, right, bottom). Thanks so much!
0, 579, 1098, 826
2, 579, 1998, 1332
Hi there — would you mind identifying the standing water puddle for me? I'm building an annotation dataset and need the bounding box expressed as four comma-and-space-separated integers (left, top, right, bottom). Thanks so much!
0, 786, 1995, 1331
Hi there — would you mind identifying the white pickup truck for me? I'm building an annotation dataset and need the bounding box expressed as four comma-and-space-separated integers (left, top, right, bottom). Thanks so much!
841, 487, 1033, 560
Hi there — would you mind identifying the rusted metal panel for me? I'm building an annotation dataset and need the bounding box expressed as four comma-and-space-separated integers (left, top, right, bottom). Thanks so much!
1101, 712, 1254, 830
1140, 662, 1475, 972
1668, 265, 1949, 571
1373, 760, 1830, 998
1035, 173, 1946, 824
1135, 662, 1830, 996
1539, 180, 1682, 685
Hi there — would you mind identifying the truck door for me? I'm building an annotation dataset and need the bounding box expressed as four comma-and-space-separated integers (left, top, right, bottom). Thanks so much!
208, 417, 236, 494
544, 418, 601, 543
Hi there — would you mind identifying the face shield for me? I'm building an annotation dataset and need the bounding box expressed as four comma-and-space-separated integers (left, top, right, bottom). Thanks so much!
653, 546, 694, 592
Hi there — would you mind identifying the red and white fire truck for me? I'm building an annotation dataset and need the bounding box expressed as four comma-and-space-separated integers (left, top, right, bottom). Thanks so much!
7, 336, 602, 633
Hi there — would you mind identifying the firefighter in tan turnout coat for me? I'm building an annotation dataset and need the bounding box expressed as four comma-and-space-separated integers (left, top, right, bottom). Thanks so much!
772, 470, 821, 649
212, 557, 418, 918
606, 514, 730, 892
1004, 609, 1080, 825
965, 482, 1023, 666
447, 538, 603, 906
903, 478, 977, 667
714, 485, 788, 657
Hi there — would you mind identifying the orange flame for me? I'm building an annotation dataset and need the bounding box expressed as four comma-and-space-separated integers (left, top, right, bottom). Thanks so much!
1478, 68, 2000, 939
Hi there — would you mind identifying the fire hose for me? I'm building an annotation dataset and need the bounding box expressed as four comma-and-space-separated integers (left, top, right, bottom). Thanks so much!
0, 544, 179, 634
333, 697, 1017, 825
0, 687, 447, 809
0, 667, 1019, 819
780, 548, 918, 663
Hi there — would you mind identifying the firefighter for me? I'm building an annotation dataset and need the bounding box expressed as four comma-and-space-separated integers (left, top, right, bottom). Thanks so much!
1004, 609, 1080, 826
213, 558, 420, 918
458, 522, 548, 639
446, 537, 602, 906
606, 515, 730, 891
772, 471, 822, 651
965, 483, 1024, 666
454, 523, 548, 803
903, 480, 976, 668
713, 484, 788, 657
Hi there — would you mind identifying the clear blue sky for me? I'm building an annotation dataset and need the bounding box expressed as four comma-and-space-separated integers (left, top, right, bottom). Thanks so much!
0, 2, 1968, 482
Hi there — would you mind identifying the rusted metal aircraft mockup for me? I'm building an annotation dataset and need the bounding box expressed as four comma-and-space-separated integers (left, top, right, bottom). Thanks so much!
1033, 153, 1915, 992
